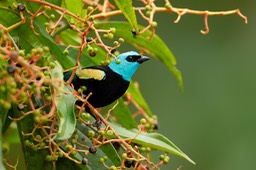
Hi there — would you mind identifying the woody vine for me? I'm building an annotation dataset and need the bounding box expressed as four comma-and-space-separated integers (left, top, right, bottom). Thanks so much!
0, 0, 247, 170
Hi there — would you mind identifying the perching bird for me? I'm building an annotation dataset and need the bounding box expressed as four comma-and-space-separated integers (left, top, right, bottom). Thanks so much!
64, 51, 149, 109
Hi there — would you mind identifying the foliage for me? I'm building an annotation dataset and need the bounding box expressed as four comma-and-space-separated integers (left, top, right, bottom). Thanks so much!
0, 0, 246, 169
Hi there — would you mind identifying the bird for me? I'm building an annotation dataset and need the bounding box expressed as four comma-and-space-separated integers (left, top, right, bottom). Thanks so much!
64, 51, 150, 109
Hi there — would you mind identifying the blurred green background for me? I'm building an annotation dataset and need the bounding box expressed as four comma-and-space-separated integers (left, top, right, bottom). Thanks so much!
133, 1, 256, 169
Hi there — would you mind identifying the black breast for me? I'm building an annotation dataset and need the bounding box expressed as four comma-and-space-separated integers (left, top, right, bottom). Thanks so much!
65, 66, 130, 108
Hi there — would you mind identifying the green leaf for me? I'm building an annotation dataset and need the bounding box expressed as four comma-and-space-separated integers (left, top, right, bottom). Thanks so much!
113, 0, 139, 33
50, 62, 77, 140
47, 0, 62, 6
111, 123, 195, 164
62, 0, 86, 19
127, 81, 153, 117
108, 98, 137, 129
95, 22, 183, 91
55, 85, 77, 140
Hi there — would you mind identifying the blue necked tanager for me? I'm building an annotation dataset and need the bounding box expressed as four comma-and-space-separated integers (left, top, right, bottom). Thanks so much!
64, 51, 149, 109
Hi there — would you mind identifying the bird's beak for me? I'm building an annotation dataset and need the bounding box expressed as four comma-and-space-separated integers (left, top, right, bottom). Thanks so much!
137, 56, 150, 64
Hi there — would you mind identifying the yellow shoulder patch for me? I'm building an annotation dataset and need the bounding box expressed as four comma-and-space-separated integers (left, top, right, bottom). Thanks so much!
76, 68, 105, 80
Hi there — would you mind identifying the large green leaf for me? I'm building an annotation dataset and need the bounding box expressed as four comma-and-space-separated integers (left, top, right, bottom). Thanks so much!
50, 62, 77, 140
127, 81, 153, 117
108, 98, 137, 129
95, 22, 183, 91
111, 123, 195, 164
55, 86, 76, 140
113, 0, 139, 33
62, 0, 86, 19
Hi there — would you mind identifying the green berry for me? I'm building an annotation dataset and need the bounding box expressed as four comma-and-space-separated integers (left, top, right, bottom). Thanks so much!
50, 14, 55, 19
88, 16, 94, 21
80, 86, 86, 91
44, 6, 51, 10
159, 154, 165, 160
87, 6, 94, 12
39, 142, 46, 148
106, 130, 114, 137
92, 3, 97, 8
49, 62, 55, 68
25, 140, 30, 146
84, 113, 91, 120
57, 152, 63, 157
109, 165, 117, 170
105, 60, 110, 65
163, 156, 170, 164
77, 88, 83, 94
118, 38, 124, 43
65, 144, 73, 151
115, 59, 121, 64
40, 87, 46, 93
93, 47, 98, 53
71, 150, 77, 155
151, 21, 158, 28
71, 139, 77, 144
99, 158, 104, 163
103, 33, 108, 38
18, 50, 25, 56
113, 41, 119, 46
35, 135, 42, 140
122, 153, 128, 159
110, 27, 116, 33
146, 147, 151, 152
146, 11, 151, 17
44, 22, 50, 28
34, 109, 41, 115
45, 155, 52, 161
43, 46, 49, 52
37, 47, 44, 54
98, 130, 105, 136
139, 147, 146, 152
140, 118, 147, 125
145, 5, 152, 11
63, 49, 69, 55
165, 3, 172, 8
107, 33, 114, 39
34, 116, 40, 123
88, 130, 95, 137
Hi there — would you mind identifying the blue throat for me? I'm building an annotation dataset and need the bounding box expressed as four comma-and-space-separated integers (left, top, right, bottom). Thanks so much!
108, 51, 141, 81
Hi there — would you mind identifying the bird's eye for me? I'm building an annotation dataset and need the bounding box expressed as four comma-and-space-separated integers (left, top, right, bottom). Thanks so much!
126, 55, 141, 62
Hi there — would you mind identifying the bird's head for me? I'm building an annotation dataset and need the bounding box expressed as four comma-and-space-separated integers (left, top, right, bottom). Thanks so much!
108, 51, 150, 81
